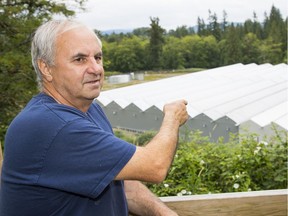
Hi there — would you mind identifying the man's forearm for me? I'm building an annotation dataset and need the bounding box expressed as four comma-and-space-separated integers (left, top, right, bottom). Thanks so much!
125, 180, 178, 216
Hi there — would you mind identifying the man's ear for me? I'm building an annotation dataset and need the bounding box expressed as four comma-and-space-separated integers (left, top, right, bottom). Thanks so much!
38, 59, 53, 82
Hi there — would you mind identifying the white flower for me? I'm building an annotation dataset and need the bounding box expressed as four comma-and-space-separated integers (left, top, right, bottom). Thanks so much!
200, 160, 205, 165
164, 184, 169, 188
254, 146, 262, 155
248, 188, 252, 192
235, 175, 240, 179
177, 192, 183, 196
233, 183, 240, 189
259, 141, 268, 146
181, 190, 187, 194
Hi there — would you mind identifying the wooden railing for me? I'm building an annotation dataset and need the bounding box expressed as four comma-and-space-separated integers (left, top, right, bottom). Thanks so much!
160, 189, 287, 216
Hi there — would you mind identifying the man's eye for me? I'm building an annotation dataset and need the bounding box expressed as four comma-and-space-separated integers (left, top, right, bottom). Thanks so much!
95, 56, 102, 61
75, 57, 86, 62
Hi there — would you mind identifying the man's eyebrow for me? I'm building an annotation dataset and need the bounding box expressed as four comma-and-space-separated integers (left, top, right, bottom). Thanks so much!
95, 51, 103, 56
71, 53, 88, 59
71, 52, 103, 59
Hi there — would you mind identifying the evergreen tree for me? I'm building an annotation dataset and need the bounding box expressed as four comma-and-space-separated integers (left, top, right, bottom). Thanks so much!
148, 17, 165, 70
252, 12, 263, 39
221, 24, 243, 65
222, 10, 228, 33
207, 10, 222, 41
197, 17, 206, 36
263, 5, 287, 63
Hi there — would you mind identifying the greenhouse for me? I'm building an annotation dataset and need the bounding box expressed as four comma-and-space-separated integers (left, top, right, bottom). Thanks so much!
95, 63, 288, 142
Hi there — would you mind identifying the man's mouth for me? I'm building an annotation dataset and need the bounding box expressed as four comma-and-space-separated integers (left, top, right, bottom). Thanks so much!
85, 79, 99, 84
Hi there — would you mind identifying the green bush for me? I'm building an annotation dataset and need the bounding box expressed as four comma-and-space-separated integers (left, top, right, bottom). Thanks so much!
147, 130, 287, 196
114, 129, 287, 196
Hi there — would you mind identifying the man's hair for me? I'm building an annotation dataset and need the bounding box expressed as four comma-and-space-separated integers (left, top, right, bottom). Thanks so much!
31, 19, 102, 90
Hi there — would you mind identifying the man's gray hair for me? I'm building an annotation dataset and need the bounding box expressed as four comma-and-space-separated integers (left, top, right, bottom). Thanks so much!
31, 19, 102, 90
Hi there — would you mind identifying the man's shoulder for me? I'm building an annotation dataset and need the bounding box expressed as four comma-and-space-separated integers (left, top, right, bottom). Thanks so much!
24, 93, 86, 123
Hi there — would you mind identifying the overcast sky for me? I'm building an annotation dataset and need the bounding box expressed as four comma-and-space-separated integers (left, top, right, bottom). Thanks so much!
74, 0, 288, 31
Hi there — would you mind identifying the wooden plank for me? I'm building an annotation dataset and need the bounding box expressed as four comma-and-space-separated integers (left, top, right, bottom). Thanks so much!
160, 189, 288, 216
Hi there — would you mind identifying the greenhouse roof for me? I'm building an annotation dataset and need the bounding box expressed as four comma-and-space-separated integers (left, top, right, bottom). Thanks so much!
95, 63, 288, 139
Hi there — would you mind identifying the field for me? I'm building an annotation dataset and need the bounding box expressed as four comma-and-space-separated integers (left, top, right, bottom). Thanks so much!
102, 68, 203, 91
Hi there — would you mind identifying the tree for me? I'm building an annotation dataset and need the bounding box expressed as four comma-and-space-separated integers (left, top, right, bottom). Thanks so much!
207, 10, 222, 41
220, 24, 243, 65
263, 5, 287, 62
132, 27, 150, 38
197, 17, 207, 36
168, 25, 189, 38
222, 10, 228, 33
0, 0, 87, 146
148, 17, 165, 70
259, 38, 283, 64
107, 36, 148, 72
241, 33, 261, 64
162, 37, 185, 69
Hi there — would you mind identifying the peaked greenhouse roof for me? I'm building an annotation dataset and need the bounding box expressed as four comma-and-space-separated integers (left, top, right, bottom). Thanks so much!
95, 63, 288, 142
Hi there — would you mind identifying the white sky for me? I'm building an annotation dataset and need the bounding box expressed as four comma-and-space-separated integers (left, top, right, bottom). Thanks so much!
74, 0, 288, 31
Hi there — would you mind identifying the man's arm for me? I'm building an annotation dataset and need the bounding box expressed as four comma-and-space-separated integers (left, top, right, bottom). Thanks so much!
116, 100, 188, 183
125, 180, 178, 216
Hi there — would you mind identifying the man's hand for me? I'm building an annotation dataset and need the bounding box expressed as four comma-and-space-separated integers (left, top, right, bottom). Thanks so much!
163, 99, 189, 126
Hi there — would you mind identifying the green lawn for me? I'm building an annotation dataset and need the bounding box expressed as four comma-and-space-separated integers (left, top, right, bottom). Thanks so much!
102, 68, 204, 91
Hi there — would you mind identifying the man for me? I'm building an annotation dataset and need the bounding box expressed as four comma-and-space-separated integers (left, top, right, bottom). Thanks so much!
0, 20, 188, 215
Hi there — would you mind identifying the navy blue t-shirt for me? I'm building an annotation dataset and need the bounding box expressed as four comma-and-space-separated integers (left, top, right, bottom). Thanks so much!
0, 93, 136, 216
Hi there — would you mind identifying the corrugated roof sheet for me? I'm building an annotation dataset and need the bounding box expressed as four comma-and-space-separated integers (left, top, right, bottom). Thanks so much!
95, 63, 288, 141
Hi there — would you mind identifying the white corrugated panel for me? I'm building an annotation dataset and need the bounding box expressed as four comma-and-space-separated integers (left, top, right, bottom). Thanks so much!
96, 63, 288, 141
249, 102, 288, 127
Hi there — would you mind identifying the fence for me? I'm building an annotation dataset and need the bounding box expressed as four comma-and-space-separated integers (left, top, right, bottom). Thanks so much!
160, 189, 287, 216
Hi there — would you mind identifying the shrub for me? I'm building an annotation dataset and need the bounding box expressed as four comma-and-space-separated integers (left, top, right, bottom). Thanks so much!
147, 130, 287, 196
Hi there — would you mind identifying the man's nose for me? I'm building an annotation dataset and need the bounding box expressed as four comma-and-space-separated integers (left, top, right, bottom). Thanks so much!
87, 57, 103, 73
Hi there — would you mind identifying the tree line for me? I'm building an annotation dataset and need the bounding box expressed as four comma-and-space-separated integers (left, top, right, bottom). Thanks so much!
100, 6, 287, 72
0, 0, 287, 145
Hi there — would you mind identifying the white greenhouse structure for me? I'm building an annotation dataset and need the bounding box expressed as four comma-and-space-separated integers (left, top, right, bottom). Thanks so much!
95, 63, 288, 142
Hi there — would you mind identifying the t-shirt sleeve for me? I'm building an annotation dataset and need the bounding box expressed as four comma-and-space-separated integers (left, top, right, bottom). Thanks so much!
37, 119, 136, 199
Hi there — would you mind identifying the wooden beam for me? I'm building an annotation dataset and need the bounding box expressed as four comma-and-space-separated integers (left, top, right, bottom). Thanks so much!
160, 189, 288, 216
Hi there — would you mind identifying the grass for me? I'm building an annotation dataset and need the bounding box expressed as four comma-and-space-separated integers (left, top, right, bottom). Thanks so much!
102, 68, 204, 91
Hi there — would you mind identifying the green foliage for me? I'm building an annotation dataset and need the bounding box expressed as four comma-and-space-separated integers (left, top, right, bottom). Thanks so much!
162, 37, 185, 69
241, 33, 261, 64
104, 36, 148, 72
113, 129, 287, 196
147, 130, 287, 196
180, 35, 220, 68
100, 6, 287, 72
148, 17, 165, 70
135, 131, 156, 146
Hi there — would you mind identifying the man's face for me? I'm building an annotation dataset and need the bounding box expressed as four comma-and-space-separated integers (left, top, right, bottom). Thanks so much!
48, 26, 104, 109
